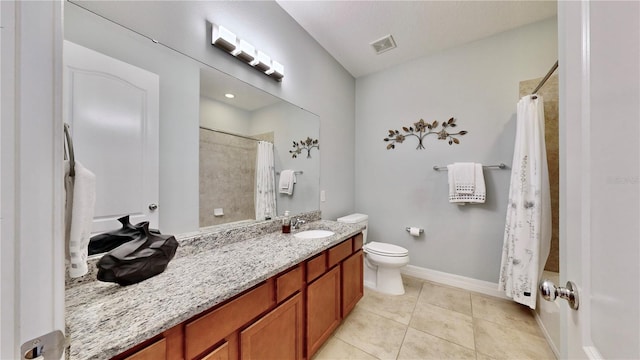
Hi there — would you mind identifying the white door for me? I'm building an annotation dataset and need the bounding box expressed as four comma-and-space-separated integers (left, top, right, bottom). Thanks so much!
63, 40, 160, 233
559, 1, 639, 358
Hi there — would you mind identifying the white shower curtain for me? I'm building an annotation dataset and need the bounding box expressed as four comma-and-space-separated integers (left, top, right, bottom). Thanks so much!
499, 95, 551, 309
255, 141, 277, 221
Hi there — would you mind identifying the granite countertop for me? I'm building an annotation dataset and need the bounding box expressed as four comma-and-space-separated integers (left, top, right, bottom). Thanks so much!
65, 219, 364, 360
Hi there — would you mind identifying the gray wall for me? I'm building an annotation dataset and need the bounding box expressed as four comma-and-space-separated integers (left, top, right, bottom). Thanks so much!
354, 18, 557, 282
74, 1, 357, 225
200, 97, 252, 135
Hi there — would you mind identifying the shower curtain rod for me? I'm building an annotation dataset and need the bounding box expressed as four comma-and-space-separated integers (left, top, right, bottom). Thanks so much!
531, 60, 559, 97
199, 126, 266, 142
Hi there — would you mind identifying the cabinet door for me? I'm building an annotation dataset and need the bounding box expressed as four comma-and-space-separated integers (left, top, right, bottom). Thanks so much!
240, 293, 303, 360
124, 338, 166, 360
306, 266, 341, 358
341, 250, 364, 317
201, 341, 230, 360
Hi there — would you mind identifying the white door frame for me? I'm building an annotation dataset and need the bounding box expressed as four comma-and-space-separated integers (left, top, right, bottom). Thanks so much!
1, 1, 65, 358
558, 0, 586, 357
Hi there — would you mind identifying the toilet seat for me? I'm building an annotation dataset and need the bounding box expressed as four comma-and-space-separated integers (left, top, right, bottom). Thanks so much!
364, 241, 408, 257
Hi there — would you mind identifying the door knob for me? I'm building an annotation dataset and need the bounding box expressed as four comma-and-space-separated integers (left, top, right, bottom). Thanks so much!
539, 279, 579, 310
148, 203, 158, 211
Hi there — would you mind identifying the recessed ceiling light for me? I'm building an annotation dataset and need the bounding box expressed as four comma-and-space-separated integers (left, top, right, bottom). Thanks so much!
225, 93, 235, 99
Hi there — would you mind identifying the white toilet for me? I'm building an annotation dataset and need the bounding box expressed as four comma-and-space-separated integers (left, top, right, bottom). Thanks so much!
337, 213, 410, 295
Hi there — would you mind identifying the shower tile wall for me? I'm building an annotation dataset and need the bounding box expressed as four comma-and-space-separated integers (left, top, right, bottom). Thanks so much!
199, 129, 273, 227
519, 74, 559, 272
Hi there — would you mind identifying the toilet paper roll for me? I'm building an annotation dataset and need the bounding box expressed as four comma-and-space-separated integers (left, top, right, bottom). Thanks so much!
409, 227, 421, 236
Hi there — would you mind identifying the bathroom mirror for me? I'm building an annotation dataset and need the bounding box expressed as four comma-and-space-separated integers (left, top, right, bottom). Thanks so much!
64, 1, 320, 234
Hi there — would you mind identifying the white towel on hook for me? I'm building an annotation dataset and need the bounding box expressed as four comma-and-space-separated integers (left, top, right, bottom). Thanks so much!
279, 169, 296, 195
447, 163, 486, 204
64, 160, 96, 278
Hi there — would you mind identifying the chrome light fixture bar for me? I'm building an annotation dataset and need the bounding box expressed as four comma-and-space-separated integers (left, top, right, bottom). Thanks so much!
211, 24, 284, 82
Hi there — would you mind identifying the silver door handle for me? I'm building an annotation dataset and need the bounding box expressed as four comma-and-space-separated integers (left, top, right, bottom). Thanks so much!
539, 279, 579, 310
149, 203, 158, 211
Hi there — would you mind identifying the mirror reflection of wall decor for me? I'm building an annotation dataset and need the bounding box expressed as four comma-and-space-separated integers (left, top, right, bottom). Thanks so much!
65, 1, 319, 234
383, 118, 468, 150
289, 137, 319, 158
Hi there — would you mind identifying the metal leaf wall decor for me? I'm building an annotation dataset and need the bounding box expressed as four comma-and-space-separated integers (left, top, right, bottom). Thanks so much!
289, 137, 319, 158
383, 118, 468, 150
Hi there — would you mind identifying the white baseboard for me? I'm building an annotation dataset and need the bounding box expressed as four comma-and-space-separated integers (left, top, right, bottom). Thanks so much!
401, 265, 510, 300
533, 310, 560, 359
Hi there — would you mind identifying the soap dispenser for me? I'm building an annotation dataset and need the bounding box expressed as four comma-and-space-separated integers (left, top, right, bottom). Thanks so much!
282, 210, 291, 233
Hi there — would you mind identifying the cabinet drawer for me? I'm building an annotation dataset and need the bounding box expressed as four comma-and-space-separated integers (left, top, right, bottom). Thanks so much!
352, 233, 363, 252
125, 338, 166, 360
327, 239, 353, 268
276, 265, 303, 303
306, 252, 327, 283
185, 281, 275, 359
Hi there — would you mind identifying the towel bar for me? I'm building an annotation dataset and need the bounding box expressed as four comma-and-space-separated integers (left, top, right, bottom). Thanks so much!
433, 163, 506, 171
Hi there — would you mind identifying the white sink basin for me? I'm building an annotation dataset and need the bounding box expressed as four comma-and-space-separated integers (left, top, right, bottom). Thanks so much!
294, 230, 335, 240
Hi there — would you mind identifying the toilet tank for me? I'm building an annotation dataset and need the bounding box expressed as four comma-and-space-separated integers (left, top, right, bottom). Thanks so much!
337, 213, 368, 243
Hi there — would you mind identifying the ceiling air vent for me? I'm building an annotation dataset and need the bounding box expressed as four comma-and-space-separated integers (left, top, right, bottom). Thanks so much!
370, 35, 397, 55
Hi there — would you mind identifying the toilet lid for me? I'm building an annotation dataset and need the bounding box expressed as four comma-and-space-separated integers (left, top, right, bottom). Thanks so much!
364, 242, 409, 257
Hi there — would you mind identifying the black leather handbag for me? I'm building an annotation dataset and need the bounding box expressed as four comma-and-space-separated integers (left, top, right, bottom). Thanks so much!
88, 215, 160, 255
97, 222, 178, 286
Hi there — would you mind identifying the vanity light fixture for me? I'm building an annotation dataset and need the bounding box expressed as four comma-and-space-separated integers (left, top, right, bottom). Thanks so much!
250, 51, 271, 72
211, 23, 284, 82
266, 60, 284, 81
211, 25, 237, 53
232, 39, 256, 63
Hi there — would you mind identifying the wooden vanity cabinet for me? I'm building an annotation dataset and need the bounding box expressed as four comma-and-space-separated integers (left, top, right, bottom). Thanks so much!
112, 233, 363, 360
306, 234, 364, 358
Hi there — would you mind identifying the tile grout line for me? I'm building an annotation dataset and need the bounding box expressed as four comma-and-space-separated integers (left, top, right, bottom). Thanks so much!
470, 293, 479, 360
394, 280, 425, 359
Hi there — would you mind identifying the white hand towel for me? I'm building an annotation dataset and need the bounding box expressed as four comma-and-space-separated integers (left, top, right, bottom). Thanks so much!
447, 163, 486, 204
452, 162, 476, 194
64, 160, 96, 278
279, 170, 296, 195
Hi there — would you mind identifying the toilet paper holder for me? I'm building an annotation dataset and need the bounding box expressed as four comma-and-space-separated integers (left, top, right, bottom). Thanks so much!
405, 227, 424, 235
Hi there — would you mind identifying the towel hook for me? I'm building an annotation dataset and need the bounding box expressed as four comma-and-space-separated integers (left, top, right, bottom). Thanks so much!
64, 123, 76, 177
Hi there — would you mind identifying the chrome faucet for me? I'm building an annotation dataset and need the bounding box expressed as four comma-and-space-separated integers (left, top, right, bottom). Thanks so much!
291, 218, 306, 230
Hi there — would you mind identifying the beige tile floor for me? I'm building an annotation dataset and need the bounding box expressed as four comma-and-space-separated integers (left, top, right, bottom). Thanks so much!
313, 276, 556, 360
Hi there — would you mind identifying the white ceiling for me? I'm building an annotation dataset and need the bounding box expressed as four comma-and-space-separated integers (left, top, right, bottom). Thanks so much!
276, 1, 557, 78
200, 67, 281, 111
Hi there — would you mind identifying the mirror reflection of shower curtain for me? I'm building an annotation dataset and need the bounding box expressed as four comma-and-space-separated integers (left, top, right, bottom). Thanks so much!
255, 141, 277, 221
499, 95, 551, 310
